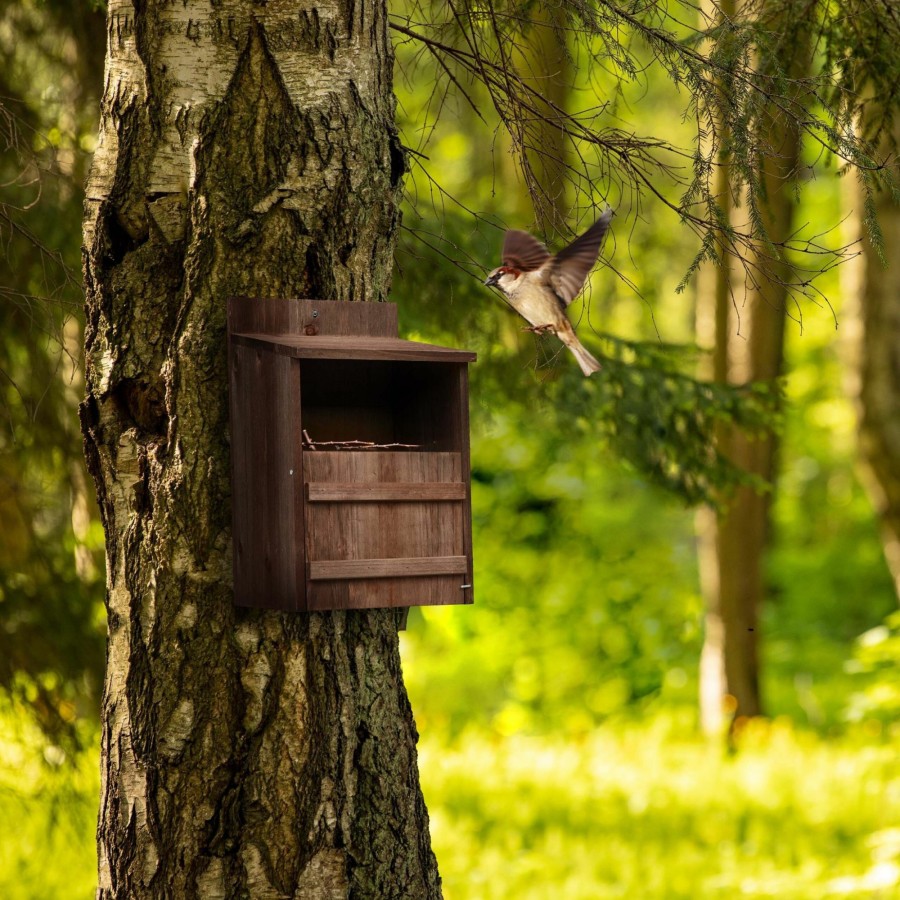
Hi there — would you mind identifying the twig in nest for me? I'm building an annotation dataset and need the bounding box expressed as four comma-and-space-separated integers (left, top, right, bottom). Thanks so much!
302, 429, 421, 451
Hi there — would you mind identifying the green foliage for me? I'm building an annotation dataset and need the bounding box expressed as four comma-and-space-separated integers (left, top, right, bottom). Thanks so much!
546, 337, 781, 503
390, 0, 897, 740
395, 180, 895, 742
762, 299, 898, 728
769, 343, 896, 644
0, 703, 96, 900
819, 0, 900, 138
0, 0, 107, 741
846, 611, 900, 724
392, 0, 894, 311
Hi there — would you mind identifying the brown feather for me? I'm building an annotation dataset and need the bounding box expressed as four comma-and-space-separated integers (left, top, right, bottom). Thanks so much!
502, 229, 551, 272
548, 208, 613, 305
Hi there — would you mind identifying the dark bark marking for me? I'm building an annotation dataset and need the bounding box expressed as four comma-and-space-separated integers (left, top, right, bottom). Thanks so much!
79, 395, 116, 559
108, 377, 168, 437
197, 22, 308, 244
99, 204, 148, 269
389, 131, 406, 188
345, 0, 356, 41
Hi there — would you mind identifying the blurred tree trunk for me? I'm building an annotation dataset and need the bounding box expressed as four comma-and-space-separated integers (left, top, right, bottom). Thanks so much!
521, 7, 571, 236
498, 7, 573, 363
844, 118, 900, 603
82, 2, 440, 897
696, 2, 806, 734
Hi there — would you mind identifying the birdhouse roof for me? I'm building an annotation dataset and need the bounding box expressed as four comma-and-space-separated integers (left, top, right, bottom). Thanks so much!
230, 333, 476, 363
227, 297, 476, 363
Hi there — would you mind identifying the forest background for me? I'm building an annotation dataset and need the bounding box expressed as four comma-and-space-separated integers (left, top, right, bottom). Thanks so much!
1, 0, 898, 897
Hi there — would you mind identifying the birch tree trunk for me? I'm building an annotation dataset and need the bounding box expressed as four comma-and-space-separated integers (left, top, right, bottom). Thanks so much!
81, 3, 441, 897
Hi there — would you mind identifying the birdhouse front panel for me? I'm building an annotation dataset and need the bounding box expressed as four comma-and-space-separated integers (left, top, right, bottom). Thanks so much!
303, 450, 470, 610
227, 296, 475, 612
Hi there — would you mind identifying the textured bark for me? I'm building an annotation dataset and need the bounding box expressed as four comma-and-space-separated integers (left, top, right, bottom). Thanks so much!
82, 2, 440, 897
845, 118, 900, 602
695, 1, 804, 734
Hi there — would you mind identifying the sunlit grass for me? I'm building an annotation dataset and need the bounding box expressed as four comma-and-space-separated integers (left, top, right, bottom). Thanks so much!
420, 715, 900, 900
2, 709, 898, 899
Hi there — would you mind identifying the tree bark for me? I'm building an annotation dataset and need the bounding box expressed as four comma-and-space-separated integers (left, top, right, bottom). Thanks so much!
845, 118, 900, 603
81, 3, 440, 897
695, 2, 804, 734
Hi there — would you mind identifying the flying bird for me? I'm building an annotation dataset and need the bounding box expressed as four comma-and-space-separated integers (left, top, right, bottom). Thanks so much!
484, 208, 613, 376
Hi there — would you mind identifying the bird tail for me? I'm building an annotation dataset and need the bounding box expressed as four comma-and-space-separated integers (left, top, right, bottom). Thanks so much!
568, 337, 602, 376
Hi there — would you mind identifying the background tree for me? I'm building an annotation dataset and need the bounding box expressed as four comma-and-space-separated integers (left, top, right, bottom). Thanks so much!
695, 0, 810, 733
852, 122, 900, 602
830, 2, 900, 604
515, 6, 572, 234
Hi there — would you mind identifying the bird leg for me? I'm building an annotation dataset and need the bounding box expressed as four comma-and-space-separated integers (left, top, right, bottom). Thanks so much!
522, 323, 556, 335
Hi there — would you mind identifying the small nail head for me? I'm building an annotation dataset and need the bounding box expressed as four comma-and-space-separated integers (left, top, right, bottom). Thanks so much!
312, 310, 319, 318
289, 469, 294, 475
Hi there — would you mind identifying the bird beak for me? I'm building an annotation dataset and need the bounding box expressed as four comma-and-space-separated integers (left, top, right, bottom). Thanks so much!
484, 272, 499, 287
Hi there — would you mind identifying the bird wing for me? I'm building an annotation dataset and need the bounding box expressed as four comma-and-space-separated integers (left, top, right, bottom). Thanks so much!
502, 229, 551, 271
547, 207, 613, 305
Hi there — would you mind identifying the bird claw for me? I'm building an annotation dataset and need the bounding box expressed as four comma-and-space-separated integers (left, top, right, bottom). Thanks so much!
522, 323, 555, 335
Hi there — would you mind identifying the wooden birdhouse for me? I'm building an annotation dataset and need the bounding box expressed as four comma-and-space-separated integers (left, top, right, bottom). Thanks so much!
227, 297, 476, 612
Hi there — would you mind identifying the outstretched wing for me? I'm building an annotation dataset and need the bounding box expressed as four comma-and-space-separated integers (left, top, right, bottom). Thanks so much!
502, 229, 551, 271
548, 207, 613, 305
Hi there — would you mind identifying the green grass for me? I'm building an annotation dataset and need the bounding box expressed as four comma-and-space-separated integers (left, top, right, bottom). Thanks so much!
2, 712, 898, 899
420, 716, 900, 899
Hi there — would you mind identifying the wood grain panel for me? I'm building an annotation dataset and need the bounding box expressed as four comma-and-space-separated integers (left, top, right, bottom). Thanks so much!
228, 296, 397, 338
309, 556, 468, 580
306, 482, 466, 502
304, 451, 469, 608
308, 576, 468, 610
230, 344, 301, 610
304, 451, 462, 483
305, 499, 464, 565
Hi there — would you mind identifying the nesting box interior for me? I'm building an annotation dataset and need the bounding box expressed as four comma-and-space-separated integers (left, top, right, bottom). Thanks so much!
227, 297, 476, 612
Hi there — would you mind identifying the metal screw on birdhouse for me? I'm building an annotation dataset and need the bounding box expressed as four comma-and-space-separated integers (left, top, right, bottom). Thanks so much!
460, 584, 472, 589
312, 310, 319, 318
289, 469, 294, 476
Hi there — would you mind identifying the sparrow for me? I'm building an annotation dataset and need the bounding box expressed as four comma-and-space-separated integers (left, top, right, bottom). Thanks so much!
484, 207, 612, 376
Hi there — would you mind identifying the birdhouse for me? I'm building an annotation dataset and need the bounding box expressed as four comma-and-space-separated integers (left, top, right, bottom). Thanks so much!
227, 297, 476, 612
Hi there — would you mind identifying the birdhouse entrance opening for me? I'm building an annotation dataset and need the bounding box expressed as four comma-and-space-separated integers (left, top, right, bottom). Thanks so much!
299, 359, 464, 452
